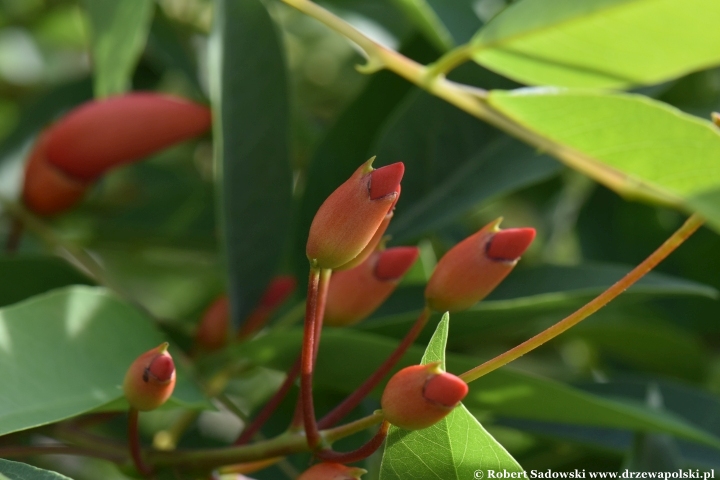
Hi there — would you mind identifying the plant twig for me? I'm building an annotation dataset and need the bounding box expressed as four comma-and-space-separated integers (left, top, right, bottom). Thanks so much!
128, 408, 153, 476
317, 420, 390, 463
460, 213, 705, 382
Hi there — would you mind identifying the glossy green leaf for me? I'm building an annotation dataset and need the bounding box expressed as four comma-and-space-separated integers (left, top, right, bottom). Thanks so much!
380, 313, 523, 478
0, 286, 207, 437
209, 0, 293, 327
361, 264, 717, 343
0, 460, 71, 480
488, 89, 720, 232
223, 328, 720, 448
80, 0, 154, 97
0, 255, 93, 308
471, 0, 720, 88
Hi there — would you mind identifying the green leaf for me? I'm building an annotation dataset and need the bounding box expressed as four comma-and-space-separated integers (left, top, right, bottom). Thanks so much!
361, 264, 717, 343
0, 459, 71, 480
209, 0, 293, 327
80, 0, 154, 97
487, 89, 720, 232
0, 255, 93, 308
391, 0, 455, 51
471, 0, 720, 88
0, 286, 207, 437
380, 313, 523, 479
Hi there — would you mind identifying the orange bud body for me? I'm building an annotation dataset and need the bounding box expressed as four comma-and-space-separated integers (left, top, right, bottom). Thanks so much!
194, 295, 230, 352
123, 343, 176, 411
381, 363, 467, 430
306, 159, 403, 269
324, 247, 418, 326
424, 220, 535, 312
298, 463, 366, 480
22, 92, 211, 215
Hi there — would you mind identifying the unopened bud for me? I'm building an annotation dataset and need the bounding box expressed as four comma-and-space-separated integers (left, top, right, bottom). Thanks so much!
123, 343, 176, 411
381, 363, 468, 430
425, 219, 535, 312
298, 463, 366, 480
195, 296, 230, 352
307, 158, 403, 269
325, 247, 418, 326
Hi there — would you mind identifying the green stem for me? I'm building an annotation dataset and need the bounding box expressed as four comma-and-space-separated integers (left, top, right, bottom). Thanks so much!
0, 445, 125, 462
425, 44, 474, 80
460, 213, 704, 383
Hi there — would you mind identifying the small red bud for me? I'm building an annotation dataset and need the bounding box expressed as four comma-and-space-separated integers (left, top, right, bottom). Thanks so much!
123, 343, 176, 411
194, 296, 230, 352
424, 219, 535, 312
324, 247, 418, 326
307, 158, 404, 269
298, 463, 366, 480
381, 363, 468, 430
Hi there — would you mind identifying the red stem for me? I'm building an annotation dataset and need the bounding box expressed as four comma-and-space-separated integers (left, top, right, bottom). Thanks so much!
128, 408, 153, 476
235, 357, 301, 445
317, 307, 431, 429
316, 420, 390, 463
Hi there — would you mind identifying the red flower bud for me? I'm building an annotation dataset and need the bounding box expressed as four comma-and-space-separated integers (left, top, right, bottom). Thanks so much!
22, 92, 211, 215
123, 343, 176, 411
381, 363, 468, 430
194, 295, 230, 352
298, 463, 366, 480
324, 246, 418, 326
424, 219, 535, 312
306, 158, 403, 269
238, 275, 297, 339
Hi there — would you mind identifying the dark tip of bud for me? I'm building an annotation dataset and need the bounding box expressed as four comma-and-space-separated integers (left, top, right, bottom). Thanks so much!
147, 355, 175, 383
374, 246, 419, 281
259, 275, 296, 307
369, 162, 404, 200
423, 372, 468, 408
486, 228, 536, 261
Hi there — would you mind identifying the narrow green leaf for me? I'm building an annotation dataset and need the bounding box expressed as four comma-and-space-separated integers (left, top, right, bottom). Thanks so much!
209, 0, 293, 327
472, 0, 720, 88
488, 89, 720, 232
0, 255, 93, 308
224, 328, 720, 449
80, 0, 154, 97
0, 460, 71, 480
0, 287, 207, 437
390, 0, 455, 51
380, 313, 523, 479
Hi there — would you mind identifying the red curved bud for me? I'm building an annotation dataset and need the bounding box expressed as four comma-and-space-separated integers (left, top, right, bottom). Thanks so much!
194, 295, 230, 353
486, 228, 536, 261
45, 93, 211, 181
324, 247, 418, 327
307, 158, 404, 269
424, 219, 535, 312
298, 463, 366, 480
381, 363, 467, 430
123, 343, 176, 411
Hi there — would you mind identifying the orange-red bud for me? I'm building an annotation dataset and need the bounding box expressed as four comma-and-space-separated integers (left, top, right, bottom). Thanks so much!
194, 295, 230, 352
306, 158, 403, 269
298, 463, 366, 480
324, 246, 418, 326
424, 219, 535, 312
381, 363, 467, 430
22, 92, 211, 215
123, 343, 176, 411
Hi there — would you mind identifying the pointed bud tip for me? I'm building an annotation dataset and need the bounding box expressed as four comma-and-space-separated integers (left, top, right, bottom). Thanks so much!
486, 228, 536, 261
424, 372, 468, 408
148, 354, 175, 383
369, 162, 404, 200
374, 247, 419, 281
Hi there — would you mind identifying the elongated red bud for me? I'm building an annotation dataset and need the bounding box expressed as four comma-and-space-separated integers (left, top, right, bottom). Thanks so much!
123, 343, 176, 411
424, 219, 535, 312
298, 463, 366, 480
22, 92, 211, 215
381, 363, 467, 430
238, 275, 297, 339
307, 158, 404, 269
324, 247, 418, 326
194, 295, 230, 352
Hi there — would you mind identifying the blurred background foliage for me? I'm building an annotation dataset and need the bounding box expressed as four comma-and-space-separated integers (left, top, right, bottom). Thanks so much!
0, 0, 719, 478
